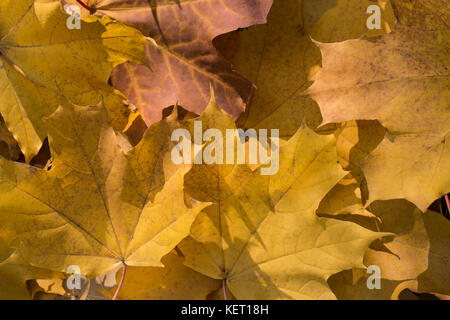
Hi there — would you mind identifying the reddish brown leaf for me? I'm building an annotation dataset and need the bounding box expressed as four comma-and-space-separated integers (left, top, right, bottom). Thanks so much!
74, 0, 273, 125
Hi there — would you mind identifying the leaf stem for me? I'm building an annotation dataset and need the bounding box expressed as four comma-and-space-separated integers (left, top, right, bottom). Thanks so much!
76, 0, 91, 11
112, 262, 127, 300
222, 279, 227, 300
445, 194, 450, 213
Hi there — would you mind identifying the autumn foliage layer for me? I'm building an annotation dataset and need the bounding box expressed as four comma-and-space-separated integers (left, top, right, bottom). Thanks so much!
0, 0, 448, 300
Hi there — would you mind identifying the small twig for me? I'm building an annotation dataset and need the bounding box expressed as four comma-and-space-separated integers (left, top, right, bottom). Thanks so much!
112, 262, 127, 300
222, 279, 227, 300
76, 0, 91, 11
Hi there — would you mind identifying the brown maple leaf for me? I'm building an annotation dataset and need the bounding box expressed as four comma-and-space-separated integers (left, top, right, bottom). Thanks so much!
65, 0, 274, 125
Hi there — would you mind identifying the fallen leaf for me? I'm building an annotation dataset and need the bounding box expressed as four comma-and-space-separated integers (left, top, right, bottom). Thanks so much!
0, 115, 21, 161
362, 135, 449, 212
214, 0, 395, 140
215, 0, 323, 139
0, 100, 208, 277
334, 120, 386, 180
329, 199, 450, 298
328, 268, 413, 300
176, 97, 384, 299
306, 0, 450, 210
27, 277, 68, 300
303, 0, 396, 42
103, 253, 221, 300
317, 174, 374, 218
68, 0, 274, 125
364, 200, 450, 296
0, 0, 147, 161
0, 238, 65, 300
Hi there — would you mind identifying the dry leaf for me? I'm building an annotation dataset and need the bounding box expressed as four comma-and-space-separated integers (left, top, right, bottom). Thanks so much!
0, 0, 147, 161
0, 100, 208, 277
177, 97, 385, 299
303, 0, 396, 42
68, 0, 274, 125
306, 0, 450, 210
103, 253, 221, 300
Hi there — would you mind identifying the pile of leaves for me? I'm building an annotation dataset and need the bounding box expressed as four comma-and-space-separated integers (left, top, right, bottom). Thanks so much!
0, 0, 449, 300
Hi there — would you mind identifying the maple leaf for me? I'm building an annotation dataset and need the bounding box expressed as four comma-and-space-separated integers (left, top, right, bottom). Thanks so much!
103, 253, 221, 300
303, 0, 396, 42
306, 0, 450, 211
364, 200, 450, 296
328, 268, 409, 300
27, 278, 68, 300
0, 100, 208, 277
0, 0, 446, 302
214, 0, 395, 140
0, 0, 147, 161
334, 121, 386, 180
0, 238, 65, 300
214, 0, 322, 139
329, 199, 450, 299
64, 0, 273, 125
317, 174, 374, 218
167, 96, 386, 299
315, 120, 388, 219
0, 115, 21, 161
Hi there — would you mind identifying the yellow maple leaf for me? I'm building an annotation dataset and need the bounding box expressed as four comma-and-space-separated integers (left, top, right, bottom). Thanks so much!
303, 0, 396, 42
0, 0, 147, 161
172, 96, 386, 299
329, 199, 450, 299
0, 116, 21, 161
103, 253, 221, 300
306, 0, 450, 211
0, 238, 65, 300
0, 100, 208, 277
